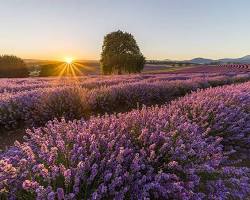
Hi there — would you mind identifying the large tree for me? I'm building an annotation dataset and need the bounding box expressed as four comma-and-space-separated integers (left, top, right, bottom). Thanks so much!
100, 30, 145, 75
0, 55, 29, 78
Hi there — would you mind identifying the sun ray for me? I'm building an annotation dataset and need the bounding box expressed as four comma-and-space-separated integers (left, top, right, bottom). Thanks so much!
69, 64, 77, 78
54, 63, 65, 72
72, 64, 84, 76
66, 64, 71, 77
74, 62, 96, 72
58, 64, 67, 78
54, 63, 66, 75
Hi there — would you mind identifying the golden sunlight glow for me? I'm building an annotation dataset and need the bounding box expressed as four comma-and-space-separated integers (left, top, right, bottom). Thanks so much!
53, 57, 90, 79
64, 57, 74, 64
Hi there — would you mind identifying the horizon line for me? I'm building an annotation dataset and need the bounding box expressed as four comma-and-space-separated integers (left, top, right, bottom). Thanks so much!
22, 54, 250, 62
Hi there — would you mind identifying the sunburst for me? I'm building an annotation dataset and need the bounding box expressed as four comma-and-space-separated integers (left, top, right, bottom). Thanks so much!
54, 57, 87, 79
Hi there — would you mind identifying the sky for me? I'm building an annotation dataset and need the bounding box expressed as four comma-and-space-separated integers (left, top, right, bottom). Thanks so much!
0, 0, 250, 61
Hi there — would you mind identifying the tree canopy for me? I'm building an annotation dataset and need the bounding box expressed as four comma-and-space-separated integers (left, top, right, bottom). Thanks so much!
100, 30, 145, 75
0, 55, 29, 78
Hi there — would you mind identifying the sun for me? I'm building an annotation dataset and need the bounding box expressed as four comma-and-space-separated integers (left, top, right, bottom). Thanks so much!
55, 57, 88, 78
65, 57, 74, 64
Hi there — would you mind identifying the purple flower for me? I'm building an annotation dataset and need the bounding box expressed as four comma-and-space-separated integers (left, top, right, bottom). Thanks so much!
47, 191, 55, 200
57, 188, 65, 200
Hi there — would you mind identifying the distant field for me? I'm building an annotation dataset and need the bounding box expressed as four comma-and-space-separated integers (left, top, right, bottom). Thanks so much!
26, 60, 197, 76
26, 60, 250, 76
173, 64, 250, 73
144, 64, 250, 74
142, 64, 193, 73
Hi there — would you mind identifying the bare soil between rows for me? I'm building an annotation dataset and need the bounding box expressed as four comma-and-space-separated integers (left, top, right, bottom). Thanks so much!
0, 128, 26, 150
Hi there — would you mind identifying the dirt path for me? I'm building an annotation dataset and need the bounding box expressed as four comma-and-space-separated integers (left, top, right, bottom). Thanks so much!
0, 128, 26, 150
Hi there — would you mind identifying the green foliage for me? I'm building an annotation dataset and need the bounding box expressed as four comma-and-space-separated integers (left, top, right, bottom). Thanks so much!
0, 55, 29, 78
38, 63, 59, 77
100, 30, 145, 75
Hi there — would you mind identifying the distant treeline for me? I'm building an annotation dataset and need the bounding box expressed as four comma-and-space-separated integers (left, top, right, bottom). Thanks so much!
0, 55, 29, 78
146, 60, 198, 66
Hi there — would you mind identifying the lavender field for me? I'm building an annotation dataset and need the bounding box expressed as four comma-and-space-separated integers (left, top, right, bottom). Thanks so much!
1, 72, 250, 131
2, 0, 250, 199
0, 72, 250, 199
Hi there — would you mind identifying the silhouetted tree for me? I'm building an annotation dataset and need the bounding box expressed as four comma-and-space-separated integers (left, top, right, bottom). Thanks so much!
100, 30, 145, 75
0, 55, 29, 78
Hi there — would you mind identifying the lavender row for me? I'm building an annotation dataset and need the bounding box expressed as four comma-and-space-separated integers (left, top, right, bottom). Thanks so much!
163, 82, 250, 164
0, 76, 142, 94
1, 74, 250, 130
0, 82, 249, 199
0, 72, 247, 95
